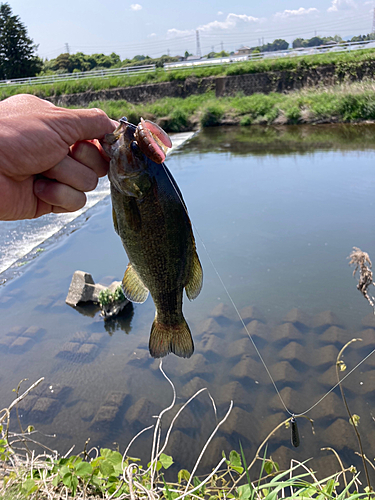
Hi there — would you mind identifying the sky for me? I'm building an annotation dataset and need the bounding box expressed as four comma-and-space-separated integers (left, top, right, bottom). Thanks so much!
8, 0, 375, 60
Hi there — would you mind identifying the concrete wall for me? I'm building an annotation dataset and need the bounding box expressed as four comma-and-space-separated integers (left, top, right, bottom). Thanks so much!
48, 61, 375, 107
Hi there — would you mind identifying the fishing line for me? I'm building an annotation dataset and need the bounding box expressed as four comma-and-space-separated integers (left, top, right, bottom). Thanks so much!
142, 139, 374, 423
160, 160, 375, 420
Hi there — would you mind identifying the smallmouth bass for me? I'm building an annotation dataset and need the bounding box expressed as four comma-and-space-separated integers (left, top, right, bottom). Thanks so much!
101, 118, 203, 358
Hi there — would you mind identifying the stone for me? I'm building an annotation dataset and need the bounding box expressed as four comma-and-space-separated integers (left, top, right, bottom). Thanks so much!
195, 317, 224, 338
0, 336, 14, 350
198, 334, 227, 359
269, 387, 301, 412
282, 309, 311, 330
180, 377, 208, 398
44, 383, 72, 400
127, 349, 151, 366
239, 305, 265, 324
164, 430, 197, 465
125, 397, 161, 428
76, 343, 99, 361
319, 326, 349, 346
220, 406, 258, 442
16, 396, 38, 416
230, 355, 268, 385
65, 270, 106, 306
361, 313, 375, 329
167, 404, 197, 431
272, 323, 304, 345
199, 437, 233, 469
311, 311, 342, 332
178, 354, 212, 379
279, 342, 307, 364
91, 405, 119, 426
209, 303, 237, 323
23, 326, 45, 339
239, 321, 269, 349
6, 326, 26, 337
57, 342, 80, 358
86, 333, 107, 344
354, 329, 375, 349
321, 418, 357, 450
311, 345, 339, 368
80, 402, 96, 422
227, 338, 257, 359
70, 331, 89, 343
9, 336, 34, 353
271, 445, 296, 469
104, 392, 128, 407
309, 392, 345, 420
259, 412, 287, 442
310, 455, 344, 482
270, 361, 300, 384
31, 397, 60, 423
215, 381, 249, 407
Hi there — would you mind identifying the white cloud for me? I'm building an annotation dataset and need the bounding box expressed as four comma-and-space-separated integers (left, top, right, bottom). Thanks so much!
217, 11, 223, 15
327, 0, 356, 12
197, 13, 261, 32
167, 28, 195, 38
147, 33, 156, 37
130, 4, 142, 11
275, 7, 319, 18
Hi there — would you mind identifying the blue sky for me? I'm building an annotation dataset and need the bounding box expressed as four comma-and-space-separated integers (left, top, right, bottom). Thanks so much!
9, 0, 375, 60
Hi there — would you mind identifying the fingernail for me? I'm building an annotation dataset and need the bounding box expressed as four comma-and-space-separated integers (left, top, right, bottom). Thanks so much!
34, 179, 46, 195
110, 119, 120, 129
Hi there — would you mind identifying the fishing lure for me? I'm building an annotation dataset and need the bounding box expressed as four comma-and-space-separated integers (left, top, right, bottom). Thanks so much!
290, 416, 300, 448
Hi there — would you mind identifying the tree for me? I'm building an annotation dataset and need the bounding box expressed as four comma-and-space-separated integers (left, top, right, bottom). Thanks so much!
0, 3, 42, 80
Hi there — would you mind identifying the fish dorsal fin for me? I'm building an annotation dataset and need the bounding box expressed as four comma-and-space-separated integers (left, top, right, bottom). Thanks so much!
112, 207, 119, 235
185, 249, 203, 301
122, 264, 149, 303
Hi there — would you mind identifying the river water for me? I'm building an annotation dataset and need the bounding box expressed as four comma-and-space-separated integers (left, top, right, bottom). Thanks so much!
1, 124, 375, 481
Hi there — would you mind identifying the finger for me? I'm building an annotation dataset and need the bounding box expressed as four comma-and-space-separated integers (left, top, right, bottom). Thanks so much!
70, 140, 109, 178
34, 178, 87, 212
43, 155, 98, 192
53, 107, 118, 145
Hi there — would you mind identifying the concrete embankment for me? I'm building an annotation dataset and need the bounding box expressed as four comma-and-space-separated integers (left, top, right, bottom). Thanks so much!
48, 60, 375, 107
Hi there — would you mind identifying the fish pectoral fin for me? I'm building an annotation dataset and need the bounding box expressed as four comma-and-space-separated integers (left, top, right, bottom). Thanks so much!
112, 208, 119, 235
149, 316, 194, 358
122, 264, 149, 303
185, 250, 203, 301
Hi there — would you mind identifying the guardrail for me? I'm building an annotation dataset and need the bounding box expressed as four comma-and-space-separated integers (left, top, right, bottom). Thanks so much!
0, 39, 374, 88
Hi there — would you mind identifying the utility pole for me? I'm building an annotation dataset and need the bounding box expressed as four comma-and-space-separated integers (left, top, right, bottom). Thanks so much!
65, 43, 70, 54
221, 41, 224, 51
372, 7, 375, 33
196, 30, 201, 58
167, 48, 170, 56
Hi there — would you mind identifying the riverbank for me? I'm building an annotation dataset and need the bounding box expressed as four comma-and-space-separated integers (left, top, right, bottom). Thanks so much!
72, 80, 375, 133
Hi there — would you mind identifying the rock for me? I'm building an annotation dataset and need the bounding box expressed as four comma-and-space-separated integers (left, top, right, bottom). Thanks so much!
309, 392, 345, 420
164, 430, 197, 466
239, 306, 265, 324
180, 377, 208, 398
65, 270, 106, 307
271, 445, 296, 469
22, 326, 45, 340
279, 342, 307, 365
282, 309, 311, 330
272, 323, 304, 345
16, 396, 38, 416
227, 338, 257, 359
310, 345, 339, 368
209, 303, 237, 324
310, 455, 344, 482
195, 317, 224, 338
86, 333, 107, 344
311, 311, 342, 332
198, 334, 227, 360
0, 336, 14, 351
127, 349, 151, 366
199, 437, 233, 469
6, 326, 26, 337
259, 412, 287, 442
57, 342, 80, 359
322, 418, 357, 450
125, 397, 161, 429
71, 331, 89, 343
239, 321, 269, 349
91, 405, 119, 427
220, 406, 258, 442
104, 391, 128, 407
31, 397, 60, 423
179, 354, 213, 380
269, 387, 300, 412
319, 326, 349, 346
215, 381, 249, 407
9, 336, 34, 353
361, 313, 375, 329
80, 401, 96, 422
230, 355, 268, 385
76, 343, 99, 362
166, 403, 197, 432
270, 361, 300, 384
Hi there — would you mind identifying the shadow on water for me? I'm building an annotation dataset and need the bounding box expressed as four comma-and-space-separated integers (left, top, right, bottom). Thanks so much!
1, 124, 375, 482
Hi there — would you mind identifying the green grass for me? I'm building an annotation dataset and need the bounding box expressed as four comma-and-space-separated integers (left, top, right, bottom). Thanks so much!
2, 47, 375, 100
76, 80, 375, 132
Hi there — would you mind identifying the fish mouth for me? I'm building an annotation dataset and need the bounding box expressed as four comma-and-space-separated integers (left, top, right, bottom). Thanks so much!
136, 118, 172, 164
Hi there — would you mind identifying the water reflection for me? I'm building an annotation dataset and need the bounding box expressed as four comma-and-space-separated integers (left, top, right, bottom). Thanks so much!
1, 124, 375, 482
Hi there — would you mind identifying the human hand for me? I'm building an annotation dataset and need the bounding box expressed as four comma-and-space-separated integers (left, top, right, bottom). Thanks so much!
0, 94, 118, 220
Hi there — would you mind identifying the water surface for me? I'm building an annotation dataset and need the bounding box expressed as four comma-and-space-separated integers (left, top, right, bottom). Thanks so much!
1, 124, 375, 481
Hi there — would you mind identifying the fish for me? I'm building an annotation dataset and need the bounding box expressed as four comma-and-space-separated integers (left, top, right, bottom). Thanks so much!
101, 117, 203, 358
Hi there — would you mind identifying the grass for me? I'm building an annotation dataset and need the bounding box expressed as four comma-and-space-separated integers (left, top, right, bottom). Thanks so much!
1, 47, 375, 100
72, 80, 375, 133
0, 361, 371, 500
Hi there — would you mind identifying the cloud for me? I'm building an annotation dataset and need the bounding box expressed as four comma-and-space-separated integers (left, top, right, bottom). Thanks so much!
275, 7, 319, 18
327, 0, 356, 12
166, 28, 195, 38
197, 13, 261, 32
130, 4, 142, 11
217, 11, 223, 15
147, 33, 156, 37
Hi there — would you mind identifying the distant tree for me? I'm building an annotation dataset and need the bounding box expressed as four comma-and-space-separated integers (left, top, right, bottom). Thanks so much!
260, 39, 289, 52
293, 38, 306, 49
0, 3, 42, 79
133, 54, 146, 61
306, 36, 324, 47
184, 50, 192, 58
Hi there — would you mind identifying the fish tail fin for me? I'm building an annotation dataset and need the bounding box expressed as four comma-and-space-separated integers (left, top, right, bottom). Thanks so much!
149, 316, 194, 359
